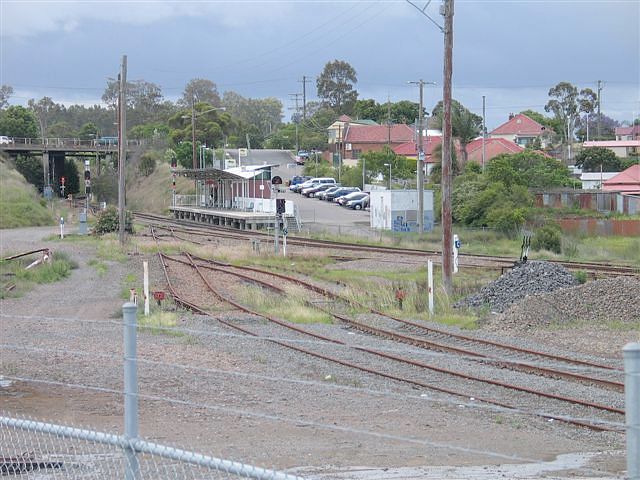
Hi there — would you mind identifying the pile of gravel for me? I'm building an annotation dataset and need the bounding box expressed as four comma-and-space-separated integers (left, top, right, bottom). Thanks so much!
455, 261, 577, 313
488, 276, 640, 331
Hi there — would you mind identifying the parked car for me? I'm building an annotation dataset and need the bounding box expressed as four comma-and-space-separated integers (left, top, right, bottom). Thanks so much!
289, 175, 311, 189
292, 177, 336, 193
0, 136, 11, 144
302, 183, 339, 198
324, 187, 360, 202
295, 150, 309, 165
336, 191, 367, 206
315, 186, 342, 201
346, 194, 370, 210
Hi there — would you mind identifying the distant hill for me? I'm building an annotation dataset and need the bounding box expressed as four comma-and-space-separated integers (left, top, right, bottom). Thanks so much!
0, 155, 54, 229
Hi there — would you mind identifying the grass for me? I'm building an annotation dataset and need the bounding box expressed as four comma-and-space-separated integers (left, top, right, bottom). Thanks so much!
0, 251, 78, 299
120, 272, 139, 300
137, 310, 184, 336
87, 258, 108, 276
0, 157, 54, 228
236, 285, 333, 324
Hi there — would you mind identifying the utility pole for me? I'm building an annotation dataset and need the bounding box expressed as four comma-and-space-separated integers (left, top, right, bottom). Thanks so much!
597, 80, 603, 140
118, 55, 127, 247
482, 95, 486, 172
289, 93, 302, 152
441, 0, 454, 296
409, 79, 436, 234
387, 95, 392, 146
299, 76, 311, 120
191, 94, 197, 170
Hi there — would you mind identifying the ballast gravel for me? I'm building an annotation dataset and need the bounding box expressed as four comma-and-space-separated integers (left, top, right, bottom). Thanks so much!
455, 261, 578, 313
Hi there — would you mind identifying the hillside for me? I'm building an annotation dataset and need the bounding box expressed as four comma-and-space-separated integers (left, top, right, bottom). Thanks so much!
126, 161, 193, 214
0, 155, 54, 229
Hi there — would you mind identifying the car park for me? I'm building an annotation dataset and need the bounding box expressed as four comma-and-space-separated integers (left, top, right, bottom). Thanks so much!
336, 191, 367, 206
315, 186, 342, 201
346, 194, 370, 210
324, 187, 360, 202
292, 177, 336, 193
289, 175, 311, 190
302, 183, 339, 198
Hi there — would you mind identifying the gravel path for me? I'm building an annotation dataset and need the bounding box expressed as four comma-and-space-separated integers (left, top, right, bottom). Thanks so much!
0, 227, 631, 479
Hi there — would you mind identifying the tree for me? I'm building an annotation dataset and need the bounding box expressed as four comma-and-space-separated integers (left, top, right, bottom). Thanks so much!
0, 106, 38, 138
15, 155, 45, 192
101, 79, 166, 126
179, 79, 221, 108
575, 113, 618, 141
78, 122, 99, 140
28, 96, 61, 137
0, 85, 14, 109
391, 100, 421, 125
544, 82, 597, 153
432, 99, 482, 164
519, 109, 563, 136
353, 99, 384, 121
316, 60, 358, 114
222, 91, 283, 136
574, 147, 621, 172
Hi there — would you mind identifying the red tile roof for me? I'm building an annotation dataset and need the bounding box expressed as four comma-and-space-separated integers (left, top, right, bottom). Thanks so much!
345, 124, 414, 144
393, 136, 464, 163
615, 125, 640, 137
464, 137, 523, 163
603, 164, 640, 194
337, 114, 352, 122
490, 113, 546, 136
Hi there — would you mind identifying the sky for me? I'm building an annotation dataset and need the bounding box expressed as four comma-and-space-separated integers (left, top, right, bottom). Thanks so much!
1, 0, 639, 131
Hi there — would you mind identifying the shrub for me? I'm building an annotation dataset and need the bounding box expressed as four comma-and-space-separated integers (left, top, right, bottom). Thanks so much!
138, 152, 158, 176
94, 206, 134, 235
531, 224, 561, 253
573, 270, 587, 284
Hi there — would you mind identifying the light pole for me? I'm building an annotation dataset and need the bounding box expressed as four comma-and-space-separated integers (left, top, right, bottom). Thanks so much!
182, 105, 225, 204
384, 163, 391, 190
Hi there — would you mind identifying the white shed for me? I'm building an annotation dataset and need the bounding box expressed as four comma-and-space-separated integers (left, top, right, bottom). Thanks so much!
370, 190, 434, 232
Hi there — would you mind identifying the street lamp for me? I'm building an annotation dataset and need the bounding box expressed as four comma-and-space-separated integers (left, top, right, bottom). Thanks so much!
384, 163, 391, 190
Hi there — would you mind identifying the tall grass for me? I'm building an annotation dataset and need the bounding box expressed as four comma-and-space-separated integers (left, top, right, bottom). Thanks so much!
1, 251, 78, 299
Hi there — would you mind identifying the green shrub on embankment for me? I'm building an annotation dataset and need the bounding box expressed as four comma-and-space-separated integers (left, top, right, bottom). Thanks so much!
0, 157, 54, 228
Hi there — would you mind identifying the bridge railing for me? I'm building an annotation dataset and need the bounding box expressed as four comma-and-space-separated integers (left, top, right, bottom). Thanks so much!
0, 137, 145, 149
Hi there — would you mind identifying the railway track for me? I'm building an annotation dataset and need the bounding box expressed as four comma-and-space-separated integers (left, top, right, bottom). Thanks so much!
150, 227, 624, 432
136, 212, 638, 277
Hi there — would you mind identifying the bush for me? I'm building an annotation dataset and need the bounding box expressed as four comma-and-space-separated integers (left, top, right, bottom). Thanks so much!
94, 206, 134, 235
138, 152, 158, 176
485, 207, 526, 237
531, 224, 561, 253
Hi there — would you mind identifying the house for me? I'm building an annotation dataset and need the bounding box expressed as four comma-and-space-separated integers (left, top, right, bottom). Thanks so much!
341, 124, 415, 165
579, 172, 618, 190
489, 113, 551, 148
464, 137, 523, 166
615, 125, 640, 141
603, 164, 640, 195
393, 136, 446, 175
583, 140, 640, 158
327, 115, 378, 153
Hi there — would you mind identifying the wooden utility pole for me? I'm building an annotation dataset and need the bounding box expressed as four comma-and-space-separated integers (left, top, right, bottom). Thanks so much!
417, 80, 425, 234
299, 76, 311, 120
118, 55, 127, 247
597, 80, 603, 140
441, 0, 454, 296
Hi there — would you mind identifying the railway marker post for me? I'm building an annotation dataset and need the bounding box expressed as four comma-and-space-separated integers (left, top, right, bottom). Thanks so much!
427, 260, 434, 315
59, 217, 64, 239
625, 342, 640, 479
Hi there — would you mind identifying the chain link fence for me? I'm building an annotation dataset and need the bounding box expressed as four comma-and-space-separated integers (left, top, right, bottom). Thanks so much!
1, 414, 303, 480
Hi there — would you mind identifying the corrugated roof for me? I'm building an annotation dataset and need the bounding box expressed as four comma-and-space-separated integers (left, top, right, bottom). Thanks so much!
583, 140, 640, 148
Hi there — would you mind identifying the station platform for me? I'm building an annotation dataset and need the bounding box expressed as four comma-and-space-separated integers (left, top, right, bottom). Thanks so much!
170, 206, 278, 230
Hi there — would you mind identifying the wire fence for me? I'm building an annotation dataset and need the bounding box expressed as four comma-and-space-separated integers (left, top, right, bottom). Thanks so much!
0, 415, 302, 480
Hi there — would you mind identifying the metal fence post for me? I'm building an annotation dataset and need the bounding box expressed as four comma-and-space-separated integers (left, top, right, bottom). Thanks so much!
123, 302, 139, 480
625, 342, 640, 480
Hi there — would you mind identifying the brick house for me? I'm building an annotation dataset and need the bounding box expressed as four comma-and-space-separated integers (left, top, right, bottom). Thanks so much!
603, 164, 640, 195
340, 123, 415, 165
490, 113, 551, 148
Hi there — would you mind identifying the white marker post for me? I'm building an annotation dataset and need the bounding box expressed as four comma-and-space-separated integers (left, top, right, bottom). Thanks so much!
59, 217, 65, 239
283, 228, 287, 257
453, 234, 460, 274
143, 261, 150, 316
427, 260, 434, 315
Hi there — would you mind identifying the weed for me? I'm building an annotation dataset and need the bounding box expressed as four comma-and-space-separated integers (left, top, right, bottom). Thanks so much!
573, 270, 587, 284
87, 258, 108, 277
138, 311, 183, 337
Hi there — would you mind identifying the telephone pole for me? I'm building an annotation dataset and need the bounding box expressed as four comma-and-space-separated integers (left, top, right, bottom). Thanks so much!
288, 93, 303, 152
441, 0, 454, 296
299, 76, 312, 120
118, 55, 127, 247
409, 79, 436, 234
597, 80, 603, 140
482, 95, 486, 172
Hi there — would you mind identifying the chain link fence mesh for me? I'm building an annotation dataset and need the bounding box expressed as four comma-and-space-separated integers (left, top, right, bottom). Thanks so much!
1, 414, 303, 480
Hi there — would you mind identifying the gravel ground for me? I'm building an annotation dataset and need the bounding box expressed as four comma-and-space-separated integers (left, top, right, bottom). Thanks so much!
0, 226, 632, 479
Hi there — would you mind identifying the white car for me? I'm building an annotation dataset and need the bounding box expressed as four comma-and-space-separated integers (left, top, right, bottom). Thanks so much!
0, 136, 11, 144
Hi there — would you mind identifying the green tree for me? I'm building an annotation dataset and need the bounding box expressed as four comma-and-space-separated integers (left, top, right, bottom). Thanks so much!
63, 158, 80, 195
138, 151, 158, 176
317, 60, 358, 114
574, 147, 621, 172
544, 82, 597, 151
353, 99, 384, 121
520, 109, 563, 136
179, 78, 221, 108
0, 106, 38, 137
432, 100, 482, 164
78, 122, 99, 140
487, 151, 573, 189
0, 84, 14, 109
391, 100, 421, 125
15, 155, 45, 192
28, 96, 61, 137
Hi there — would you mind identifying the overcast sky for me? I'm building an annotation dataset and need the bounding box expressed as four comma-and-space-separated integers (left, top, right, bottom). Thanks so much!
1, 0, 638, 130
